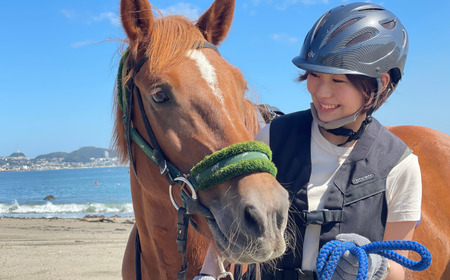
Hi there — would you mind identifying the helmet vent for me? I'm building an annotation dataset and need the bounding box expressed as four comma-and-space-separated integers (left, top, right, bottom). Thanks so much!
345, 31, 375, 47
313, 10, 331, 40
358, 7, 385, 12
327, 18, 361, 43
381, 20, 396, 30
402, 29, 407, 47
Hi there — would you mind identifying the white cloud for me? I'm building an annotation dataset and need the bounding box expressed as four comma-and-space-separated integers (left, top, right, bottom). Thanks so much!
61, 9, 78, 20
70, 41, 94, 48
160, 3, 201, 20
61, 9, 120, 27
92, 12, 120, 27
270, 33, 299, 44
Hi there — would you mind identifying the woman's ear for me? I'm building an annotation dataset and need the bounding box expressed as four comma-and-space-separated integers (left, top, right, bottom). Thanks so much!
380, 73, 391, 92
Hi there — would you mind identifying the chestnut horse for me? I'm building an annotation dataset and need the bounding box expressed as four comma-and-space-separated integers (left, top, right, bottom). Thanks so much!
388, 126, 450, 280
114, 0, 289, 279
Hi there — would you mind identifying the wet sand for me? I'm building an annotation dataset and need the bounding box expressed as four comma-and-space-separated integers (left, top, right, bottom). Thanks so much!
0, 216, 135, 280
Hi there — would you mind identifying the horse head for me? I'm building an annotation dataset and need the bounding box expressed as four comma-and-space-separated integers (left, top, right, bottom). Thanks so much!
114, 0, 289, 277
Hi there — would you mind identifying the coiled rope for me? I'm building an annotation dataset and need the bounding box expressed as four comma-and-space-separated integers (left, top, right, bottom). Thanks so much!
316, 240, 432, 280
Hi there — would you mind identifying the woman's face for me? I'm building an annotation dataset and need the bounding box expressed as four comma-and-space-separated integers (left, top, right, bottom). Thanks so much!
307, 72, 365, 125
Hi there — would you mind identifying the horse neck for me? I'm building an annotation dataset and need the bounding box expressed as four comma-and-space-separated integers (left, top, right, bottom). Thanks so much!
130, 169, 180, 278
130, 166, 209, 279
130, 164, 176, 229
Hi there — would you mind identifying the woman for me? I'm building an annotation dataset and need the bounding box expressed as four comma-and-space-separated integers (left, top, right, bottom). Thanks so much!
196, 2, 421, 280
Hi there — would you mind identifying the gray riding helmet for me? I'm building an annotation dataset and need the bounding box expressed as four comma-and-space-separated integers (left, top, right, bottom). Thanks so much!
292, 2, 409, 85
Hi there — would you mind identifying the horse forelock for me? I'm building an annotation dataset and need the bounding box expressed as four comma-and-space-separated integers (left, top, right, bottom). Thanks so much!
144, 15, 205, 76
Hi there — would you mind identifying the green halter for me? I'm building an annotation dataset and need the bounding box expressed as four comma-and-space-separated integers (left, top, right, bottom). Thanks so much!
191, 141, 277, 190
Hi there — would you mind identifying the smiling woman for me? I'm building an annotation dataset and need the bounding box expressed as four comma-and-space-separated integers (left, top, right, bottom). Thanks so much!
196, 2, 450, 280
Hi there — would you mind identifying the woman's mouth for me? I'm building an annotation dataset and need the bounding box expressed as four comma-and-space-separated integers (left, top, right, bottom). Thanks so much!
320, 102, 340, 111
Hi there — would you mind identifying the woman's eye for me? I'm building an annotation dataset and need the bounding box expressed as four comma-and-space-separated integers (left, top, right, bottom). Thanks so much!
310, 72, 319, 77
151, 91, 169, 103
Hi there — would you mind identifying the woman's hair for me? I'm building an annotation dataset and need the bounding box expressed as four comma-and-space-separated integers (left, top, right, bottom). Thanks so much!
298, 71, 396, 113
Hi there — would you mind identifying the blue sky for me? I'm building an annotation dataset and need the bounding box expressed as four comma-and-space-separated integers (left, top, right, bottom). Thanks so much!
1, 0, 449, 158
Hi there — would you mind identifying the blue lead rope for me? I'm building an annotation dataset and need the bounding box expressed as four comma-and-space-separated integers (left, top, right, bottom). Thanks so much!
316, 240, 432, 280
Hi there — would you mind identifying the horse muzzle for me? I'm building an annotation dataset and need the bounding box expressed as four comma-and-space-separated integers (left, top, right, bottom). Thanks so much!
201, 172, 289, 264
172, 142, 289, 264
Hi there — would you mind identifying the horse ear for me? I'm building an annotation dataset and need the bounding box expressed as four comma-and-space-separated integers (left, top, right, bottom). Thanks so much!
196, 0, 235, 45
120, 0, 154, 43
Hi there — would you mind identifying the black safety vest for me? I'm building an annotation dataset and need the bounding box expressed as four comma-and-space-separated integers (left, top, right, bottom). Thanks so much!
258, 109, 409, 279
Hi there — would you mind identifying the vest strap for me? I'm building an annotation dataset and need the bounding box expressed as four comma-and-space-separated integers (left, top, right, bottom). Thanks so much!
301, 209, 343, 225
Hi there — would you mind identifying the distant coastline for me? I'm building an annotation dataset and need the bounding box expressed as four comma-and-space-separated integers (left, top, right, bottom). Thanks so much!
0, 162, 126, 173
0, 146, 126, 172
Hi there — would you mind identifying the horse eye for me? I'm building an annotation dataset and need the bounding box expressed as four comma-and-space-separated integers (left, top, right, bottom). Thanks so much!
151, 91, 169, 103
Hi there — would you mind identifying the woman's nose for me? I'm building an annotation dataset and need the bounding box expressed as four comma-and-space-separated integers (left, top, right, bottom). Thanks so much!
313, 80, 333, 99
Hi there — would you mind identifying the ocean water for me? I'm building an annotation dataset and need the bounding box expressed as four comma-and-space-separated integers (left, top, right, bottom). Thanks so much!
0, 166, 133, 218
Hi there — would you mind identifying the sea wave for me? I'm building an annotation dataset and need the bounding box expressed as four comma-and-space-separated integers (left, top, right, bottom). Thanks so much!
0, 200, 134, 218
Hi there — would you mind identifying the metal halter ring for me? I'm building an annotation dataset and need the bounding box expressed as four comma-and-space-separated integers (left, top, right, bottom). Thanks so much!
169, 177, 198, 210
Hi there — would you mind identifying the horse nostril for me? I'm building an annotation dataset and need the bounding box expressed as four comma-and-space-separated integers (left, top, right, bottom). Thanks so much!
243, 206, 265, 236
276, 211, 286, 231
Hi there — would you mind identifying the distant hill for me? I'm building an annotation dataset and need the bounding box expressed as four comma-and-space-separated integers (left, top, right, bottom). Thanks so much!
34, 152, 69, 160
9, 152, 27, 158
34, 147, 118, 163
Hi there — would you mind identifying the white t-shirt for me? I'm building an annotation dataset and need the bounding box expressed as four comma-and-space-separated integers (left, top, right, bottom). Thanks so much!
255, 121, 422, 270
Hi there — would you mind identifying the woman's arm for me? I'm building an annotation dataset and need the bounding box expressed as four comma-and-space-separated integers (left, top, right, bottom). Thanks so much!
383, 221, 417, 280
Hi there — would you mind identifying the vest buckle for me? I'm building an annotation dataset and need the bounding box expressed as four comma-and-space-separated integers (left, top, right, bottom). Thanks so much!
301, 209, 343, 225
301, 210, 328, 225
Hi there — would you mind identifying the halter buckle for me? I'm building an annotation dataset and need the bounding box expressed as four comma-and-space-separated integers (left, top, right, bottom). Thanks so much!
160, 160, 168, 175
169, 177, 198, 210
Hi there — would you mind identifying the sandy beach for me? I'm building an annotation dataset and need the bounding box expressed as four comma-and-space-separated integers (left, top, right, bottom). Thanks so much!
0, 216, 135, 280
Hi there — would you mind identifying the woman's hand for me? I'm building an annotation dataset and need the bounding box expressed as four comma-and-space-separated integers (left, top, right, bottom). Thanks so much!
332, 233, 389, 280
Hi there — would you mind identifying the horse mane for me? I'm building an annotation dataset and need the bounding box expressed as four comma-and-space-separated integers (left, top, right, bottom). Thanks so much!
243, 100, 261, 137
112, 14, 261, 163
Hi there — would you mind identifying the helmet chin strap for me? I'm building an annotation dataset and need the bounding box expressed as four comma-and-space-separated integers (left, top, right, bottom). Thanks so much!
310, 103, 363, 130
312, 77, 382, 146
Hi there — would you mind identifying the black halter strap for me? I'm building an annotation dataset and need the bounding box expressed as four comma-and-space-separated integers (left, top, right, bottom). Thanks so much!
134, 75, 176, 185
135, 229, 142, 280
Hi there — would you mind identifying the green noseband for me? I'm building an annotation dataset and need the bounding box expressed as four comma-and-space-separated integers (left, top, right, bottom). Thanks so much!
190, 141, 277, 191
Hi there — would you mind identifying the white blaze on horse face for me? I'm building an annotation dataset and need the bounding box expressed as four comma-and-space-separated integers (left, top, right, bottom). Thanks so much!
187, 49, 235, 130
187, 50, 225, 105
